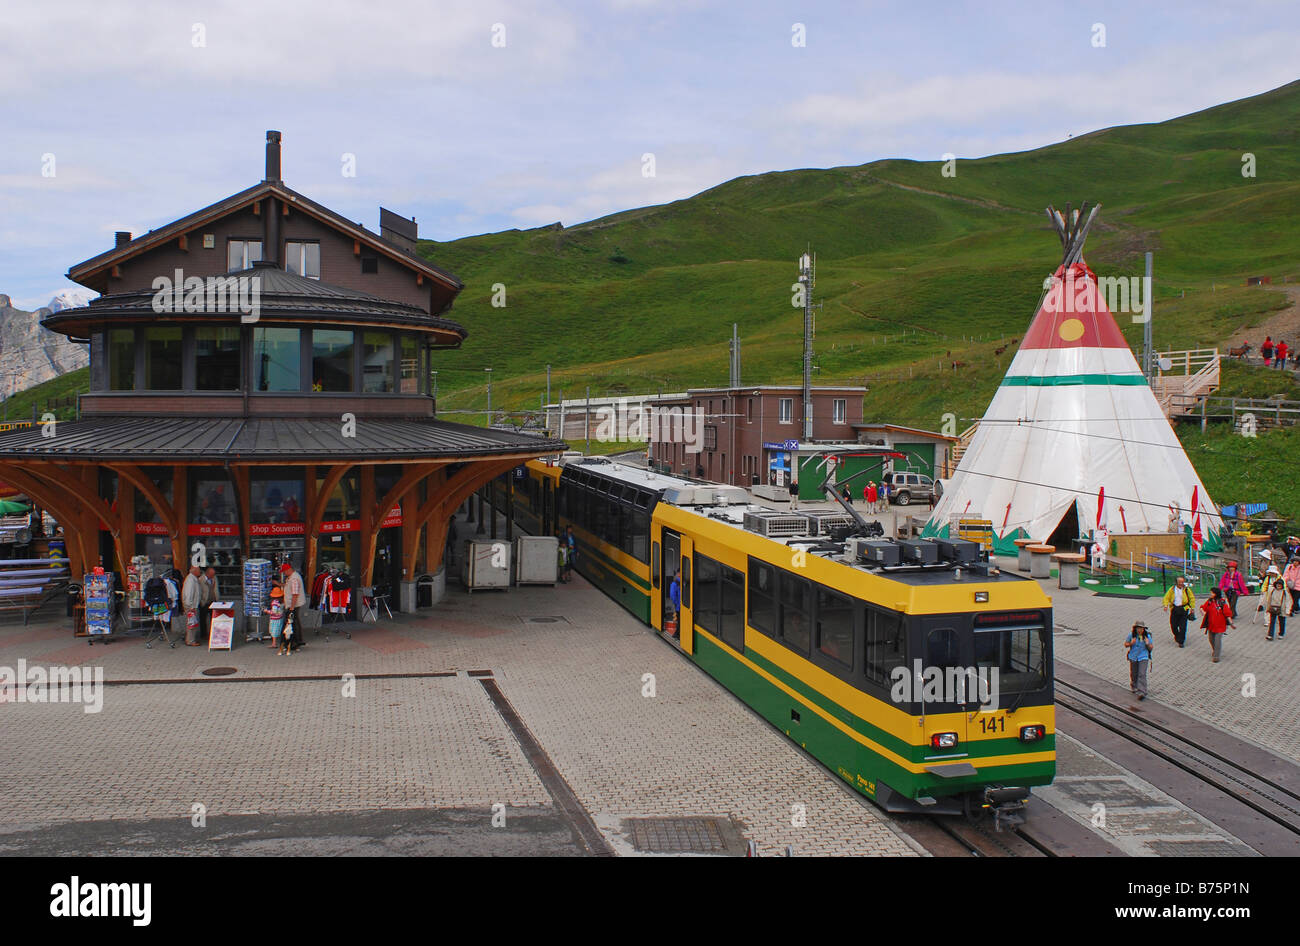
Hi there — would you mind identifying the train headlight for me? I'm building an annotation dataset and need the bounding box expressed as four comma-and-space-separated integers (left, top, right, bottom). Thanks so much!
930, 732, 958, 750
1019, 725, 1046, 743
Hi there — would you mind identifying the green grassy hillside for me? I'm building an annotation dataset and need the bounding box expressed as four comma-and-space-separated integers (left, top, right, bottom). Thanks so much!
422, 80, 1300, 429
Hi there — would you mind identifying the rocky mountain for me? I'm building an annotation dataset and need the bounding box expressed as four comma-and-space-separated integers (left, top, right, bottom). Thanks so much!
0, 293, 91, 395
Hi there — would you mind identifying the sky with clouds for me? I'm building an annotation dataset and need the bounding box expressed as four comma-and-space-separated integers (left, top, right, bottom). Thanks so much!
2, 0, 1297, 309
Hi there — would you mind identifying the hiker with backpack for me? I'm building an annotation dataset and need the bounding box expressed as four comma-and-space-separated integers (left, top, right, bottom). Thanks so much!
1123, 621, 1154, 700
1200, 587, 1234, 662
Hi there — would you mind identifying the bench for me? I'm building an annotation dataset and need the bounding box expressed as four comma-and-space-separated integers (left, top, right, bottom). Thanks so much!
1052, 552, 1086, 590
0, 559, 69, 624
1026, 544, 1056, 579
1014, 538, 1036, 572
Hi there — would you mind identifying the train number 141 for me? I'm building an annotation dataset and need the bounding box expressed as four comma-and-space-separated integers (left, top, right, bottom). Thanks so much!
978, 716, 1005, 734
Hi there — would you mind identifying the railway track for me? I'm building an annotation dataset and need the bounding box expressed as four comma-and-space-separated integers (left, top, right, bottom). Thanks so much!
1054, 677, 1300, 842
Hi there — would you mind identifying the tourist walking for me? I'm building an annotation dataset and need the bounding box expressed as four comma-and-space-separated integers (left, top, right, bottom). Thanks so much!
1161, 575, 1195, 647
1261, 566, 1290, 640
199, 565, 217, 641
667, 570, 681, 637
865, 481, 877, 511
182, 564, 203, 646
1275, 340, 1290, 369
1200, 587, 1234, 662
878, 481, 889, 512
1218, 561, 1247, 618
1261, 336, 1274, 364
841, 484, 853, 507
1123, 621, 1153, 700
1284, 556, 1300, 617
280, 561, 307, 651
788, 475, 799, 511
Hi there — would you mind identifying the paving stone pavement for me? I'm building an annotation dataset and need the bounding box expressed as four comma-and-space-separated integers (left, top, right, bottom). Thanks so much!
1006, 557, 1300, 762
1034, 733, 1257, 857
0, 565, 918, 856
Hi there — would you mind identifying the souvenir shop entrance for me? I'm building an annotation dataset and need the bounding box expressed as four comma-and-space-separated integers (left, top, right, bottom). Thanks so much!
313, 528, 358, 621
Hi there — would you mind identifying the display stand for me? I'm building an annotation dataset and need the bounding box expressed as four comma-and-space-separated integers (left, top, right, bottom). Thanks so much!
242, 558, 272, 642
79, 571, 117, 646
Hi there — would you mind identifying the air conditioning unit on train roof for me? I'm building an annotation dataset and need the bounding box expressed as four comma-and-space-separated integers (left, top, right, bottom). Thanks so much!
743, 510, 811, 538
802, 510, 855, 537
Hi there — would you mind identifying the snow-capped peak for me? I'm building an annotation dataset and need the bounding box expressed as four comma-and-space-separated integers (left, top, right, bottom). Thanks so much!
46, 288, 96, 312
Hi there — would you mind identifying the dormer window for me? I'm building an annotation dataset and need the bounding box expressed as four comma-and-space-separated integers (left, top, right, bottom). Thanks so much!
227, 239, 262, 271
286, 241, 321, 280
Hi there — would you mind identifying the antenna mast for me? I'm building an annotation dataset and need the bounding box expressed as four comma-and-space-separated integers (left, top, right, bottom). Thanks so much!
799, 247, 816, 441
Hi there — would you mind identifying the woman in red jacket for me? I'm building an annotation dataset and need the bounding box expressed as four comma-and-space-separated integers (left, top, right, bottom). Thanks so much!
1200, 587, 1234, 663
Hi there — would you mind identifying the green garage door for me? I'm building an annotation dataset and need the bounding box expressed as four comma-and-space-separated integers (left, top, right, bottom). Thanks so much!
893, 442, 935, 478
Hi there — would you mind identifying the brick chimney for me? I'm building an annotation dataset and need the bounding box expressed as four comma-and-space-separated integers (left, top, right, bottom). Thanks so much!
264, 130, 282, 183
115, 231, 131, 247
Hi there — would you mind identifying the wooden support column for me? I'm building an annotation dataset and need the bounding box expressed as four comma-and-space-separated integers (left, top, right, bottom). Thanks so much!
303, 465, 317, 576
403, 458, 522, 578
109, 463, 184, 575
232, 465, 251, 559
361, 461, 444, 589
306, 463, 351, 581
358, 465, 376, 586
0, 463, 88, 577
118, 479, 135, 572
172, 465, 188, 571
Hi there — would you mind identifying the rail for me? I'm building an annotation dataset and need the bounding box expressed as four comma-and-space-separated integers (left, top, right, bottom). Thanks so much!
1170, 394, 1300, 431
1151, 348, 1220, 417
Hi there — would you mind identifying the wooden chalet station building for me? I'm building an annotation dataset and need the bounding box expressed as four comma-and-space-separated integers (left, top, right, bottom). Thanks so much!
0, 131, 564, 614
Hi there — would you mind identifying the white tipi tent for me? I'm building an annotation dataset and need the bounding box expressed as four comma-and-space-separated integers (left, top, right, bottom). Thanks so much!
925, 203, 1223, 555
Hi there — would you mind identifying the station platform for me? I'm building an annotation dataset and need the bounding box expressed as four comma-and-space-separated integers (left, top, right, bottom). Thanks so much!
0, 552, 919, 857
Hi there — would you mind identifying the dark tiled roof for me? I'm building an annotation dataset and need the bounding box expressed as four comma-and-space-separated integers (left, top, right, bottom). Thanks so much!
0, 416, 567, 463
67, 181, 463, 293
40, 263, 468, 339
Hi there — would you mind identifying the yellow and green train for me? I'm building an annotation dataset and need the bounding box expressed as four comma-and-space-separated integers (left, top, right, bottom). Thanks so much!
495, 456, 1055, 823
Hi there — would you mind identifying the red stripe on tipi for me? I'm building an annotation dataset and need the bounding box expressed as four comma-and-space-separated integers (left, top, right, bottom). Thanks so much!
1022, 261, 1130, 350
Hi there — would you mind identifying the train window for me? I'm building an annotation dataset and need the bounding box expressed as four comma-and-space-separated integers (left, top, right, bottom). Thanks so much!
695, 555, 720, 634
747, 558, 776, 634
974, 625, 1047, 692
719, 564, 745, 652
816, 586, 854, 668
651, 542, 661, 588
778, 571, 811, 655
632, 510, 650, 563
925, 627, 961, 669
864, 606, 906, 686
681, 556, 691, 608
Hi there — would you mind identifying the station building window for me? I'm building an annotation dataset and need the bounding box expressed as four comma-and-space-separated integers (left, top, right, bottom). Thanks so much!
254, 327, 301, 392
195, 327, 241, 391
109, 328, 136, 390
227, 239, 262, 271
312, 329, 354, 392
286, 241, 321, 280
400, 335, 421, 393
143, 327, 183, 390
362, 331, 395, 393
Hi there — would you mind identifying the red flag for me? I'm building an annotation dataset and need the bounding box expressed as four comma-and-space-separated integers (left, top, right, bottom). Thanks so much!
1096, 487, 1105, 530
1191, 487, 1204, 552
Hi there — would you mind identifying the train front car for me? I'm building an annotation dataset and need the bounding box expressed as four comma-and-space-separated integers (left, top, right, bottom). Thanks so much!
870, 555, 1055, 829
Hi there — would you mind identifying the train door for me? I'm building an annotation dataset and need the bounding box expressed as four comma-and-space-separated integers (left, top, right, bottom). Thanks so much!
678, 536, 694, 655
661, 530, 681, 631
917, 617, 969, 747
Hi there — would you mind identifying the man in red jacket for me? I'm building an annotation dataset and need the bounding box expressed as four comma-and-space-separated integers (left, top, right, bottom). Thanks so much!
1275, 340, 1290, 369
1200, 587, 1234, 663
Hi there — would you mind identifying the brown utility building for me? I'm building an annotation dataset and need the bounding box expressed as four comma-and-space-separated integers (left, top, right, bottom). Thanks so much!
646, 385, 865, 491
0, 131, 564, 616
